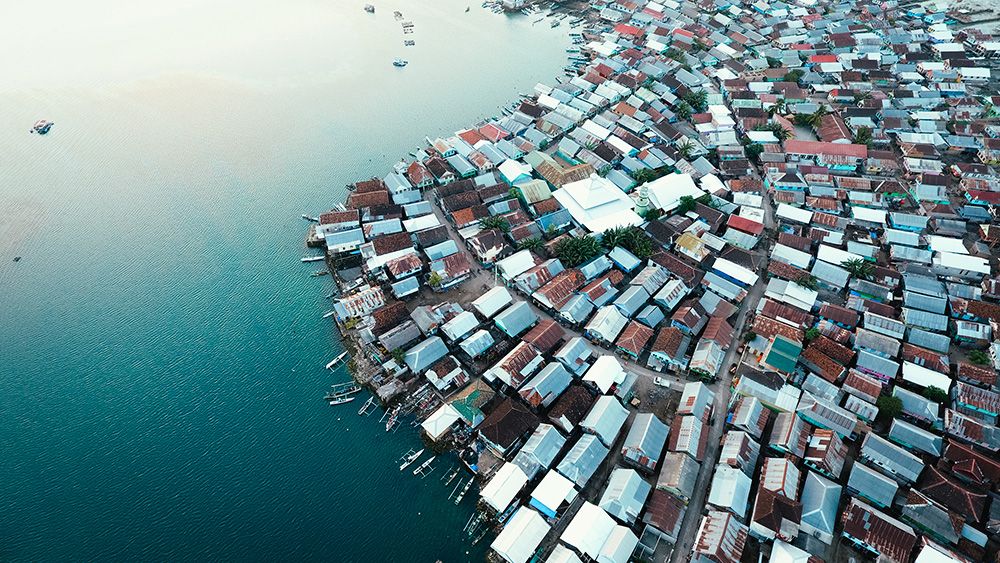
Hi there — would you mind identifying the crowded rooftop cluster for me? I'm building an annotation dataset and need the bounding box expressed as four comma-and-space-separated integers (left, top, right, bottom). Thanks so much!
312, 0, 1000, 560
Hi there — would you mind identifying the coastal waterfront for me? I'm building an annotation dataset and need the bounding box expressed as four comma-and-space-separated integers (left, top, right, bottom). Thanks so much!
0, 2, 570, 561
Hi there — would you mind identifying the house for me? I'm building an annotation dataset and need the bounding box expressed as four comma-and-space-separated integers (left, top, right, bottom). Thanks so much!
799, 471, 841, 545
512, 424, 567, 480
841, 498, 918, 563
750, 488, 801, 542
478, 398, 540, 456
582, 356, 627, 395
529, 470, 577, 519
647, 327, 690, 372
707, 465, 753, 518
494, 301, 538, 337
490, 507, 550, 563
552, 174, 643, 233
621, 413, 668, 472
860, 433, 925, 484
848, 462, 898, 509
668, 415, 706, 462
599, 468, 651, 524
656, 451, 700, 503
481, 462, 529, 513
519, 363, 573, 409
557, 434, 610, 490
554, 337, 596, 376
693, 511, 748, 563
580, 395, 629, 447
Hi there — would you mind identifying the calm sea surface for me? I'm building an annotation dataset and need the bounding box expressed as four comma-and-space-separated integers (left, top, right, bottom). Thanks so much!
0, 2, 568, 560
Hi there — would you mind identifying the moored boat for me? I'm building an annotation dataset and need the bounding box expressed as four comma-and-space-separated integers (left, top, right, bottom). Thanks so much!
399, 448, 424, 471
301, 255, 325, 263
392, 58, 408, 67
329, 396, 356, 406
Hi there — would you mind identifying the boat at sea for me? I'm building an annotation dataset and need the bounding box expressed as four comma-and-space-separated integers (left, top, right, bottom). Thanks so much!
300, 214, 319, 222
357, 395, 377, 416
413, 455, 436, 477
325, 351, 349, 369
398, 448, 424, 471
325, 384, 361, 402
31, 120, 54, 135
550, 20, 560, 27
364, 4, 375, 13
393, 58, 408, 67
328, 396, 356, 406
385, 406, 400, 431
310, 270, 329, 277
301, 255, 325, 263
322, 310, 336, 319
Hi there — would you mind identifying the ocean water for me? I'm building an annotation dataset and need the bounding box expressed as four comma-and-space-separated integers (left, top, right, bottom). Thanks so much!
0, 2, 568, 561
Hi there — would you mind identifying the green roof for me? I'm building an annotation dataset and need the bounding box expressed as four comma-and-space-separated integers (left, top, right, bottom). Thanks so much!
765, 335, 801, 373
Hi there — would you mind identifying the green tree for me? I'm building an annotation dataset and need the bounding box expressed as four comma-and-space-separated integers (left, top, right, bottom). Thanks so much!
677, 140, 696, 160
806, 106, 830, 128
756, 122, 791, 142
876, 395, 903, 419
682, 89, 708, 112
677, 195, 698, 214
922, 386, 948, 403
601, 226, 630, 250
674, 101, 693, 121
427, 271, 443, 288
853, 126, 873, 147
783, 69, 804, 83
841, 258, 875, 281
767, 98, 787, 117
796, 274, 819, 290
804, 327, 820, 342
969, 349, 991, 365
516, 237, 544, 252
766, 56, 782, 68
390, 348, 406, 364
742, 331, 757, 343
553, 235, 602, 267
641, 207, 663, 221
745, 143, 764, 163
480, 216, 511, 233
632, 168, 657, 184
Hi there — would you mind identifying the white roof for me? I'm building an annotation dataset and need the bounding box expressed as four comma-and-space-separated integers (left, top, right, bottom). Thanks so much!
775, 203, 813, 224
851, 206, 886, 225
935, 252, 990, 275
547, 545, 584, 563
645, 173, 705, 213
531, 470, 578, 514
421, 403, 463, 440
771, 541, 813, 563
481, 462, 530, 513
581, 395, 629, 447
473, 286, 514, 318
901, 361, 952, 392
560, 502, 616, 559
915, 541, 972, 563
402, 213, 441, 232
497, 250, 538, 280
499, 159, 533, 183
553, 175, 643, 233
597, 526, 639, 563
771, 244, 813, 269
707, 465, 752, 517
583, 355, 627, 393
491, 507, 551, 563
816, 244, 863, 267
712, 258, 759, 286
442, 311, 479, 341
700, 174, 726, 195
928, 235, 968, 254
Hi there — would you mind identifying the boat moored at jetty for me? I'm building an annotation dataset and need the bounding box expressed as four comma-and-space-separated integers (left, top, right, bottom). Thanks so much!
301, 255, 324, 263
398, 448, 424, 471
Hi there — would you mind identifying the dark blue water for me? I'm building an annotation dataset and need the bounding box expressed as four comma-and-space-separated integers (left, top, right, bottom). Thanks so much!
0, 2, 568, 560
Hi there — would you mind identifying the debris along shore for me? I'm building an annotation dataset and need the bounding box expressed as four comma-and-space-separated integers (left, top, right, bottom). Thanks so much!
308, 0, 1000, 562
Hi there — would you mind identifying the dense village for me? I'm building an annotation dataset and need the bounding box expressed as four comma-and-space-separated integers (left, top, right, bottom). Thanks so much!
308, 0, 1000, 562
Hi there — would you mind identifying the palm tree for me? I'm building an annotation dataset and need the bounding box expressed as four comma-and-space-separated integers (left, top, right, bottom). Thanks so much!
516, 237, 545, 253
807, 106, 829, 128
480, 216, 510, 233
554, 235, 601, 267
677, 140, 695, 160
796, 274, 819, 290
767, 99, 787, 117
601, 226, 630, 250
841, 258, 875, 281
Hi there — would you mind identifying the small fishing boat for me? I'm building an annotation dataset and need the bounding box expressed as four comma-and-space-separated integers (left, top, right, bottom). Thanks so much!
31, 120, 54, 135
301, 214, 319, 222
413, 455, 436, 476
310, 270, 328, 277
329, 396, 356, 406
301, 255, 325, 263
551, 20, 560, 27
358, 395, 377, 416
392, 58, 408, 67
465, 6, 470, 12
364, 4, 375, 14
385, 407, 400, 431
325, 351, 348, 369
321, 310, 336, 319
399, 448, 424, 471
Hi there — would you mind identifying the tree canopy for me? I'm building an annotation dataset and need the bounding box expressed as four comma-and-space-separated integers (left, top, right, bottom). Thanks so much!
876, 395, 903, 419
553, 235, 602, 267
841, 258, 875, 281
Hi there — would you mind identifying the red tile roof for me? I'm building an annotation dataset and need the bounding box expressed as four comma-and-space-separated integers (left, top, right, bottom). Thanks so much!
784, 140, 868, 159
727, 214, 764, 236
616, 321, 655, 356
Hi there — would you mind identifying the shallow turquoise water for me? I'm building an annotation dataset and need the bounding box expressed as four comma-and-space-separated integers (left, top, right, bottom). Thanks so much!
0, 2, 568, 560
